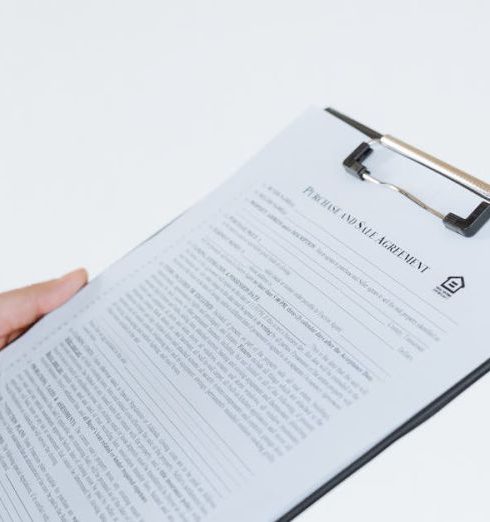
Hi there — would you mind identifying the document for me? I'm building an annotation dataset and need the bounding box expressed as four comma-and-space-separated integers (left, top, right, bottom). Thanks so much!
1, 107, 488, 521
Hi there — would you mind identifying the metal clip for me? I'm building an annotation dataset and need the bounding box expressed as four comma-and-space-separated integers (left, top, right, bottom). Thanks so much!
328, 108, 490, 237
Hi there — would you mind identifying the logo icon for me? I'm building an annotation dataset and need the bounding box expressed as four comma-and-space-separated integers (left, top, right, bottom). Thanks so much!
441, 276, 465, 294
434, 276, 465, 299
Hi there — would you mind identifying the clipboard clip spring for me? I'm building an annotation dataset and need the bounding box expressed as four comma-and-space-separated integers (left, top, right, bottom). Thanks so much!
324, 105, 490, 238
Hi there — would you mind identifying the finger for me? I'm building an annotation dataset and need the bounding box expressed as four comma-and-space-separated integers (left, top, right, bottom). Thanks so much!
0, 268, 88, 347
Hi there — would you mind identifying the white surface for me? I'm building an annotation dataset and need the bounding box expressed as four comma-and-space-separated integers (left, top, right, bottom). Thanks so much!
0, 1, 489, 520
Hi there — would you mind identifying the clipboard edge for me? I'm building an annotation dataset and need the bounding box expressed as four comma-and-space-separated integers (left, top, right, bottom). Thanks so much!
276, 358, 490, 521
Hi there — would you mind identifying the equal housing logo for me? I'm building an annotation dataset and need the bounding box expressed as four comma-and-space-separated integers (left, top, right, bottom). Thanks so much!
434, 276, 466, 299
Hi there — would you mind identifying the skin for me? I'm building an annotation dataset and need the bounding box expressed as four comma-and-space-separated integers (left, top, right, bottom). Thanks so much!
0, 268, 88, 349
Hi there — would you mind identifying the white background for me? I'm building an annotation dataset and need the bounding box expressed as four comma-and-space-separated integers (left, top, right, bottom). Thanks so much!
1, 1, 489, 520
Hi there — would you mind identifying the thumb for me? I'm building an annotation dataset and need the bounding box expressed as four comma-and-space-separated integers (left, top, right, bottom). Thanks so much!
0, 268, 88, 349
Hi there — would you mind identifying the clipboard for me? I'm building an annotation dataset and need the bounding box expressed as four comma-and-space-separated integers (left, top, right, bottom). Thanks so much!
325, 108, 490, 237
2, 105, 488, 522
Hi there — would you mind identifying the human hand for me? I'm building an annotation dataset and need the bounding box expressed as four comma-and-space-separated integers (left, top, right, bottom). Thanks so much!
0, 268, 88, 349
